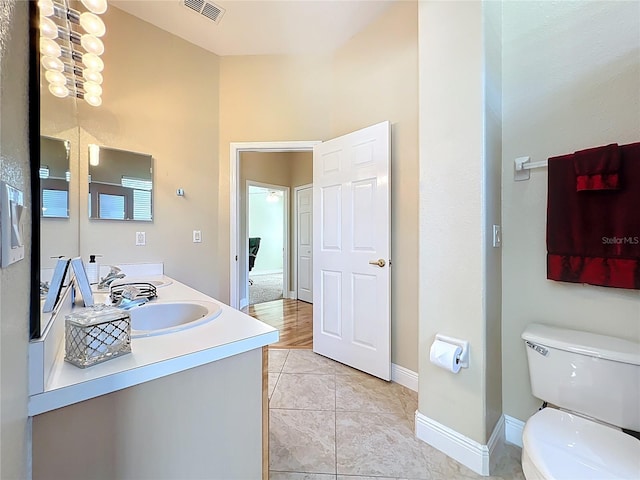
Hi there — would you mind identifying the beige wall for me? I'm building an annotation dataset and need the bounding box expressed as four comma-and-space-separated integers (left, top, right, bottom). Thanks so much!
290, 151, 313, 189
33, 349, 263, 479
501, 1, 640, 422
0, 1, 30, 478
76, 6, 221, 296
483, 0, 503, 438
418, 0, 489, 444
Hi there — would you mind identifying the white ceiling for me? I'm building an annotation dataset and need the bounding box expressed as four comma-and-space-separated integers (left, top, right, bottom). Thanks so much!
109, 0, 397, 56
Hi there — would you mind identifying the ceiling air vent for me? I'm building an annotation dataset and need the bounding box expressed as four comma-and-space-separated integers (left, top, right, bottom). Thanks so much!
181, 0, 226, 24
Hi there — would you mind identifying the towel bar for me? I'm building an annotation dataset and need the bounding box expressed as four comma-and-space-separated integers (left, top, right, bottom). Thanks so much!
514, 156, 548, 181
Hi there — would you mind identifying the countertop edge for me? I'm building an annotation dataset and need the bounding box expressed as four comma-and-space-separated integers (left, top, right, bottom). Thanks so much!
29, 330, 278, 416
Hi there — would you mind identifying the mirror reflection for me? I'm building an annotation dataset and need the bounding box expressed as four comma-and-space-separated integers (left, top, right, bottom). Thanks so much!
88, 145, 153, 221
40, 136, 71, 219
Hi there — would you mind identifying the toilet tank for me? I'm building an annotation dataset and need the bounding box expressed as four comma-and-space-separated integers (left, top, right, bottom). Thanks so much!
522, 323, 640, 431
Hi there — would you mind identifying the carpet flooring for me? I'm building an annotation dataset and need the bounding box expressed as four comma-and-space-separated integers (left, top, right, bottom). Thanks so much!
249, 272, 284, 305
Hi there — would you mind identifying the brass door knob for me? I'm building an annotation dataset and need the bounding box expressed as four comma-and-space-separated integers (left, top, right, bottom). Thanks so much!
369, 259, 386, 267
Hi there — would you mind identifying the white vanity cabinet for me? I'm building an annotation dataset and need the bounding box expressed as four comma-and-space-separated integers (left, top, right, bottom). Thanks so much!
30, 275, 276, 479
33, 347, 265, 479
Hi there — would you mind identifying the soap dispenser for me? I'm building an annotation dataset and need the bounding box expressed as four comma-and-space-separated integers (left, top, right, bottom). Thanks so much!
85, 254, 102, 285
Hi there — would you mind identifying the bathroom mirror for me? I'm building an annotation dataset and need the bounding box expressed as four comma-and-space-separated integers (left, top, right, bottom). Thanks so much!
36, 3, 81, 337
40, 136, 71, 218
88, 145, 153, 221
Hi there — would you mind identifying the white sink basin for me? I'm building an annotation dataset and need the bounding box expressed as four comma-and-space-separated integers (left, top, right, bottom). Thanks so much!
129, 301, 222, 338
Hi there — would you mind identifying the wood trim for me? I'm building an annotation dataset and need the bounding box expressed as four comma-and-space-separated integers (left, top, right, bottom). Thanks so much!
262, 346, 269, 480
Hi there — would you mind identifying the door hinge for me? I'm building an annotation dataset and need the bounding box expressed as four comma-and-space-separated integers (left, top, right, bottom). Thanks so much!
235, 255, 238, 261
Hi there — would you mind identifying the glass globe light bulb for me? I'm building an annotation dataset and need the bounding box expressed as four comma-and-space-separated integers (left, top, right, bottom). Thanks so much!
41, 55, 64, 72
82, 53, 104, 72
84, 93, 102, 107
83, 81, 102, 96
40, 16, 58, 39
83, 69, 103, 84
40, 37, 61, 57
38, 0, 54, 17
49, 84, 69, 98
79, 12, 106, 37
81, 0, 108, 15
45, 70, 67, 86
80, 34, 105, 55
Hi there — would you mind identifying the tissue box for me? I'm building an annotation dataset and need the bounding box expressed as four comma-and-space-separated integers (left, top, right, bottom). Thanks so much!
65, 305, 131, 368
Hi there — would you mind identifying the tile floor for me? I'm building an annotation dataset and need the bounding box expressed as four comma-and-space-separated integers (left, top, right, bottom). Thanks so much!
268, 349, 525, 480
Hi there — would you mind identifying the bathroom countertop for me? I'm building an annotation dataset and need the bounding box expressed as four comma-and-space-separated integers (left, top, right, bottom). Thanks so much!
28, 276, 278, 416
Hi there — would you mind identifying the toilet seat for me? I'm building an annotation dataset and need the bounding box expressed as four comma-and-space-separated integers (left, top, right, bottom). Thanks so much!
522, 408, 640, 480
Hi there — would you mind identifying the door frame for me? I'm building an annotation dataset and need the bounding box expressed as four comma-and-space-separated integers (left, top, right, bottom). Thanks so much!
246, 180, 290, 308
293, 183, 313, 301
230, 141, 321, 309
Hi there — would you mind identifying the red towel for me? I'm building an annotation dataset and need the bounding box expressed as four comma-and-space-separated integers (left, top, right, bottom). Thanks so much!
573, 143, 621, 191
547, 142, 640, 289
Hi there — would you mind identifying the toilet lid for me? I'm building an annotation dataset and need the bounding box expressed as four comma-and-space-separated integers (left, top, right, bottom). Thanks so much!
523, 408, 640, 479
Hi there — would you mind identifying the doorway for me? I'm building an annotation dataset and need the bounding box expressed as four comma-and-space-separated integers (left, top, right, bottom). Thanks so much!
232, 142, 318, 348
247, 182, 289, 306
230, 141, 320, 310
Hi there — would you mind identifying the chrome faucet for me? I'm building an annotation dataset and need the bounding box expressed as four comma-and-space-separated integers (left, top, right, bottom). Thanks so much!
97, 266, 126, 290
113, 285, 148, 310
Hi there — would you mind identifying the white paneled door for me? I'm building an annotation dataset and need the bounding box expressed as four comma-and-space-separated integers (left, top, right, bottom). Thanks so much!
312, 121, 391, 381
296, 186, 313, 303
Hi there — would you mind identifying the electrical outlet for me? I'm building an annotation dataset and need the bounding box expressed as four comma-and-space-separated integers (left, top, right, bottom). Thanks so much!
193, 230, 202, 243
492, 225, 501, 248
136, 231, 146, 246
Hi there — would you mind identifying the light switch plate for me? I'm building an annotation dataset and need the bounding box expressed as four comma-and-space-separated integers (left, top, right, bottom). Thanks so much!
193, 230, 202, 243
136, 231, 146, 246
492, 224, 501, 248
1, 181, 26, 267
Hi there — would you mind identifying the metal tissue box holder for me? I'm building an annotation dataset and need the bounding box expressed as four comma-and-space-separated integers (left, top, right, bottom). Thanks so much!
65, 305, 132, 368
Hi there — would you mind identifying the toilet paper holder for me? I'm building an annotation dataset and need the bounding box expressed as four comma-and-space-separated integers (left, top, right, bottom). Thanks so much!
435, 334, 470, 368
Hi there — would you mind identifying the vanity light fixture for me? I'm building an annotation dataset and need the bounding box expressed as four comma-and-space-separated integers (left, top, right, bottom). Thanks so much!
38, 0, 108, 107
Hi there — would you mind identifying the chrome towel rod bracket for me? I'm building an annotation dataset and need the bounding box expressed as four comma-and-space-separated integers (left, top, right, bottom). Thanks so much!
514, 156, 548, 181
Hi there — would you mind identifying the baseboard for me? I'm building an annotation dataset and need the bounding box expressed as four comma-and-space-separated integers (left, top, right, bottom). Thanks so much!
239, 297, 249, 310
504, 414, 524, 448
415, 412, 505, 476
286, 290, 296, 299
488, 415, 506, 474
391, 363, 418, 392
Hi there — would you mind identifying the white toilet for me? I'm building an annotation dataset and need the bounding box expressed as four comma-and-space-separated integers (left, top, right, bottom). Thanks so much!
521, 323, 640, 480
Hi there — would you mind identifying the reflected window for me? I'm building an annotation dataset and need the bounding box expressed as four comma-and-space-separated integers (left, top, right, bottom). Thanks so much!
99, 193, 126, 220
42, 188, 69, 218
88, 145, 153, 221
40, 137, 71, 219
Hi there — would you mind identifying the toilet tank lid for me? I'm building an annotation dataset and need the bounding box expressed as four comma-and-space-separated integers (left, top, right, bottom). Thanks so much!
522, 324, 640, 366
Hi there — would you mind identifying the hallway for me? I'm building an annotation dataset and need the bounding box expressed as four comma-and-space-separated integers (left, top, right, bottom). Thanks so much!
268, 349, 525, 479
